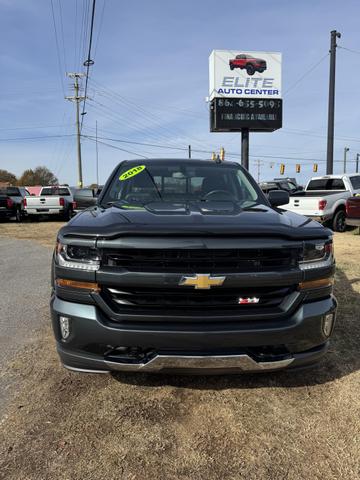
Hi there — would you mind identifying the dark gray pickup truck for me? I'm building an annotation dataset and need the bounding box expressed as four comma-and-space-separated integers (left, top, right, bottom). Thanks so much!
0, 186, 29, 221
50, 159, 337, 374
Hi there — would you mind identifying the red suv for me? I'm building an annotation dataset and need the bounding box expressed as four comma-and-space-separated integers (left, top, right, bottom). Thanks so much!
229, 54, 267, 75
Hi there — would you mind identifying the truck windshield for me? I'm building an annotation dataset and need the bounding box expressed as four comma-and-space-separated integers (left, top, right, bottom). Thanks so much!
101, 162, 263, 208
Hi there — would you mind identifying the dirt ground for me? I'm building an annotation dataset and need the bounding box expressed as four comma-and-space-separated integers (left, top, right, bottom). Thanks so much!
0, 223, 359, 480
0, 220, 63, 247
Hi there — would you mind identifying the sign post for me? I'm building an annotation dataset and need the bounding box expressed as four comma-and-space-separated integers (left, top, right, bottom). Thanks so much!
241, 128, 249, 170
209, 50, 282, 170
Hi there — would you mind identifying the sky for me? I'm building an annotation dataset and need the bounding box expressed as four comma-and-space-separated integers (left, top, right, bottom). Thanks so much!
0, 0, 359, 186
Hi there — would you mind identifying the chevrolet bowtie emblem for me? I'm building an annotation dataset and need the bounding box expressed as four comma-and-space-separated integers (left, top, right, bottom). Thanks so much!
179, 274, 226, 289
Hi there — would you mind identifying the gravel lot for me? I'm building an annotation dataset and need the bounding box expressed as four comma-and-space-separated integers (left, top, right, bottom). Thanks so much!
0, 237, 52, 416
0, 223, 359, 480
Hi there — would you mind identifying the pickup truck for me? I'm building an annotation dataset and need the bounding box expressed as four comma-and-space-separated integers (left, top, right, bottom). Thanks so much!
229, 54, 267, 75
50, 159, 337, 375
346, 195, 360, 227
260, 179, 303, 196
0, 186, 29, 222
284, 174, 360, 232
73, 187, 103, 215
24, 186, 74, 220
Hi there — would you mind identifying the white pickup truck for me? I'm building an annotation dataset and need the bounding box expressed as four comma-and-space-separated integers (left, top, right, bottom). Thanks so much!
24, 186, 74, 220
284, 174, 360, 232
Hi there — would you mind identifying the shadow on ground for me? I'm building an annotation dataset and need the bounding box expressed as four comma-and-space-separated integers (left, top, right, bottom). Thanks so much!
111, 267, 360, 390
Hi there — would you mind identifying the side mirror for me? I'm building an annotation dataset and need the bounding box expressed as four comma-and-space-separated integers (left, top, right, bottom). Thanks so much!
268, 190, 289, 207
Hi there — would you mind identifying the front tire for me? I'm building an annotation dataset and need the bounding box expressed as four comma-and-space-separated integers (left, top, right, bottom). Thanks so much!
332, 210, 346, 232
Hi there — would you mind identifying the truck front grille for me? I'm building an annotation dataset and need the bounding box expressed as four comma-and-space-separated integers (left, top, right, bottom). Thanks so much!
102, 248, 297, 273
102, 285, 296, 317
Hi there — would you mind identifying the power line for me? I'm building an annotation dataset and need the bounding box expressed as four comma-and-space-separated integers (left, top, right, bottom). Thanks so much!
91, 79, 210, 149
57, 0, 68, 73
281, 128, 360, 143
338, 45, 360, 55
283, 53, 329, 96
83, 134, 356, 163
86, 98, 195, 147
84, 136, 149, 158
81, 0, 91, 68
81, 0, 97, 129
0, 124, 74, 131
73, 0, 78, 70
93, 0, 106, 60
0, 134, 74, 142
50, 0, 65, 96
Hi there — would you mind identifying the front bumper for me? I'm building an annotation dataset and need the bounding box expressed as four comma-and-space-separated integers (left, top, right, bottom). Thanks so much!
51, 294, 337, 374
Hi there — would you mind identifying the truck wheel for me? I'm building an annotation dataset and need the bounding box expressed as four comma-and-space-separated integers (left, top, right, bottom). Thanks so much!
63, 209, 71, 221
246, 64, 255, 75
15, 208, 22, 222
332, 210, 346, 232
230, 65, 234, 70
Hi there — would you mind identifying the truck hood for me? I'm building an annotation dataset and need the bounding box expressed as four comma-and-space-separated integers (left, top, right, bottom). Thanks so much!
59, 202, 331, 240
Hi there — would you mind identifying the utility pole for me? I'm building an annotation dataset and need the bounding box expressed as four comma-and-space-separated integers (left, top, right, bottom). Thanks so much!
188, 145, 191, 159
255, 159, 261, 182
95, 120, 99, 186
356, 154, 359, 174
66, 73, 86, 187
241, 128, 249, 170
326, 30, 341, 175
343, 147, 349, 173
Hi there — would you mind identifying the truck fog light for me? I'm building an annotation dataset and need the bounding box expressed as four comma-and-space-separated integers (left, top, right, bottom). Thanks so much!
323, 313, 335, 337
59, 316, 71, 340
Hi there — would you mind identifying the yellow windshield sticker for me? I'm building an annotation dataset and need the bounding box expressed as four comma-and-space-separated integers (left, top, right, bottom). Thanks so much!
119, 165, 146, 181
121, 205, 145, 210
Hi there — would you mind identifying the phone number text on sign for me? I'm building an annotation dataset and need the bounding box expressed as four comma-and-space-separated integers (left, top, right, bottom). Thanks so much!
217, 99, 281, 109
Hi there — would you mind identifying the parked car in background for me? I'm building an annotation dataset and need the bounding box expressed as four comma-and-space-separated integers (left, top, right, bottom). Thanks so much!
0, 186, 29, 222
274, 177, 303, 190
284, 174, 360, 232
260, 179, 303, 196
73, 186, 103, 214
24, 185, 74, 220
345, 195, 360, 227
229, 54, 267, 75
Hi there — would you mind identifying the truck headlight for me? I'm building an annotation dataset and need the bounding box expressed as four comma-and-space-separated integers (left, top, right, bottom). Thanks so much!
56, 242, 101, 271
299, 240, 333, 270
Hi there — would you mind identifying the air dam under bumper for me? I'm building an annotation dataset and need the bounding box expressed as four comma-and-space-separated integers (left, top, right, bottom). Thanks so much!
51, 295, 336, 374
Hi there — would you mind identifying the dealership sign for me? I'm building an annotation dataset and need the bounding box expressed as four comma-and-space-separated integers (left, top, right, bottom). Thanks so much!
209, 50, 282, 132
209, 50, 282, 100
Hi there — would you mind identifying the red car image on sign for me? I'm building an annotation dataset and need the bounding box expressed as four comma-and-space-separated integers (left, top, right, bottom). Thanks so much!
229, 54, 267, 75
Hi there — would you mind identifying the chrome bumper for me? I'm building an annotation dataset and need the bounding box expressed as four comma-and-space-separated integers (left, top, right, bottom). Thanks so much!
64, 353, 294, 373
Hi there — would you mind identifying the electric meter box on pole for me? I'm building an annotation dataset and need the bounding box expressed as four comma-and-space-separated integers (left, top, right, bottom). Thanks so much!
209, 49, 282, 132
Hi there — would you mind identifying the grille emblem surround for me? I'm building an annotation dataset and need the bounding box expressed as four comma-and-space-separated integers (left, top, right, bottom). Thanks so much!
238, 297, 260, 304
179, 274, 226, 289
